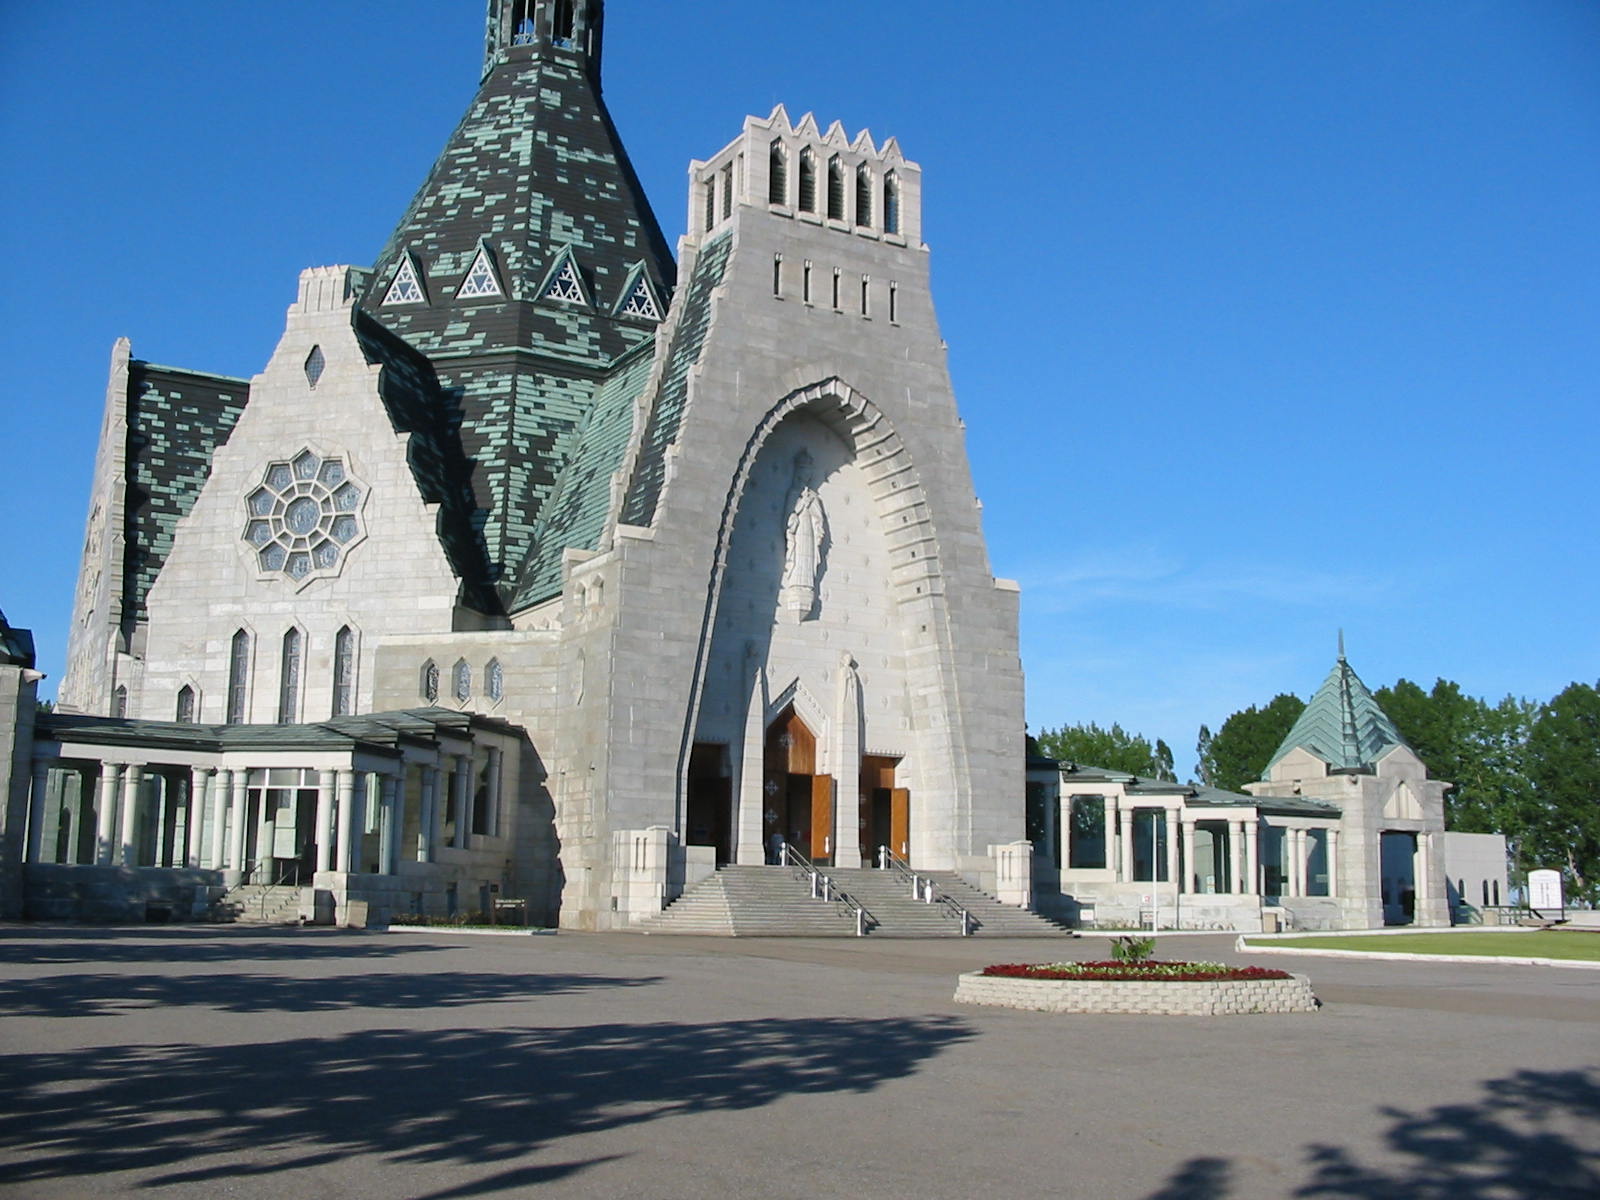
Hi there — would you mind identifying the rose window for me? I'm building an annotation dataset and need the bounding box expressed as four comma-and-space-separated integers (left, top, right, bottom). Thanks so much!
244, 450, 366, 582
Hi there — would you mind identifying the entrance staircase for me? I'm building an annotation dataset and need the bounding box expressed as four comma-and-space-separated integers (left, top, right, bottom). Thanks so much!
209, 884, 304, 925
632, 865, 1073, 937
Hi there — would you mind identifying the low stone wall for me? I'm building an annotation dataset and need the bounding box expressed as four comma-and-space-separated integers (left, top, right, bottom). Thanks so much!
23, 863, 223, 923
953, 970, 1318, 1016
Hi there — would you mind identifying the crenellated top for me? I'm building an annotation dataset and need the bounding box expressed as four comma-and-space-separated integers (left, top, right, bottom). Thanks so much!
686, 104, 923, 249
483, 0, 604, 85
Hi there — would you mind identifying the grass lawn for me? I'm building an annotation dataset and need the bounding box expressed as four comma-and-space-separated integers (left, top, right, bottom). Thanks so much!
1248, 931, 1600, 961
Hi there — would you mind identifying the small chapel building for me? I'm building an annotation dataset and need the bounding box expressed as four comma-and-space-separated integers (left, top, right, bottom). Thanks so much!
11, 0, 1027, 928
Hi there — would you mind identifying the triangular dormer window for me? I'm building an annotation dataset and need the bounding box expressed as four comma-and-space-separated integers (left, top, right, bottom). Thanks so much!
457, 246, 503, 299
382, 255, 426, 305
543, 259, 586, 304
619, 274, 662, 321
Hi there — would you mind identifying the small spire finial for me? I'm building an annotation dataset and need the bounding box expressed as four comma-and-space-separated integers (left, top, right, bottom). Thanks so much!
1337, 628, 1346, 662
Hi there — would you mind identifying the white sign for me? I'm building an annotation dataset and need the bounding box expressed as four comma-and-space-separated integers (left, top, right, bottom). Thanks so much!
1139, 893, 1153, 905
1528, 869, 1564, 911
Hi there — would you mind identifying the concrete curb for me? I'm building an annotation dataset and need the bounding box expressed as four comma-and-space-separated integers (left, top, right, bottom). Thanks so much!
380, 925, 555, 938
1235, 937, 1600, 970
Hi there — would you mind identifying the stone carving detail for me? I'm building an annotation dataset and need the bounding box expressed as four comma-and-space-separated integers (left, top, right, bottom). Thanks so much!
781, 450, 827, 619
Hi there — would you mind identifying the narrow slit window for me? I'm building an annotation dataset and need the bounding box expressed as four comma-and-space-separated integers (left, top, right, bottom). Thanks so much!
112, 685, 128, 719
176, 685, 195, 723
768, 141, 787, 205
278, 628, 302, 724
486, 658, 504, 703
453, 659, 472, 703
883, 171, 901, 234
772, 253, 783, 297
889, 281, 899, 323
704, 178, 716, 232
855, 163, 873, 227
860, 275, 870, 315
227, 630, 250, 724
421, 660, 439, 704
827, 157, 845, 221
831, 268, 841, 310
721, 163, 733, 219
798, 149, 817, 213
332, 625, 356, 716
553, 0, 575, 43
802, 260, 813, 304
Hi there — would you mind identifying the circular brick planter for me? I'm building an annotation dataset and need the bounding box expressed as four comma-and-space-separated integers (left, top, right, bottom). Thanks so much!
953, 970, 1318, 1016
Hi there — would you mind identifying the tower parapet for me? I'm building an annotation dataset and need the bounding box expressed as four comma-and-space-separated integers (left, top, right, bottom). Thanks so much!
686, 105, 923, 252
484, 0, 604, 84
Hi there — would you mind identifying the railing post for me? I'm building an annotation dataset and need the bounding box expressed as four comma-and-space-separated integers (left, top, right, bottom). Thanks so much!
856, 907, 866, 937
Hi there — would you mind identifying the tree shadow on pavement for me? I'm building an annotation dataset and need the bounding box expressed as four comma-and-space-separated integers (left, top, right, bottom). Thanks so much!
1142, 1068, 1600, 1200
0, 925, 443, 965
0, 1015, 974, 1196
0, 968, 659, 1017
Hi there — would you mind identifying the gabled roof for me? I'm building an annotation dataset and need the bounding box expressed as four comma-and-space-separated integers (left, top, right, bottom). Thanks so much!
1267, 651, 1407, 773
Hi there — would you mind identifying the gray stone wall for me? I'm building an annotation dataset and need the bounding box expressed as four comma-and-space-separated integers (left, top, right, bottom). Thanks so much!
953, 971, 1318, 1016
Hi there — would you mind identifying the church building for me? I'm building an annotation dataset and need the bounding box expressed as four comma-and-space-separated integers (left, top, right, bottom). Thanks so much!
21, 1, 1028, 928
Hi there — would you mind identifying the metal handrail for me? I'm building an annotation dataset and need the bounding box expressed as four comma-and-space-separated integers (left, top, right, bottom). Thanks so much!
215, 860, 302, 921
781, 844, 873, 936
878, 846, 974, 936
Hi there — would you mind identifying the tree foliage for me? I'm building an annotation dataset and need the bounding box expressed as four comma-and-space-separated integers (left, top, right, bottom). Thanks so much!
1525, 682, 1600, 904
1034, 722, 1175, 781
1195, 693, 1306, 793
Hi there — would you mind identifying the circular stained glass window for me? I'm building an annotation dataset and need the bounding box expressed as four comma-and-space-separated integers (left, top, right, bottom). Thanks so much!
243, 450, 366, 583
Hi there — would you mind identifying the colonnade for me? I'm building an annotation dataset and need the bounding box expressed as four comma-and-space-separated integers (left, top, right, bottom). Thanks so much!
22, 744, 505, 878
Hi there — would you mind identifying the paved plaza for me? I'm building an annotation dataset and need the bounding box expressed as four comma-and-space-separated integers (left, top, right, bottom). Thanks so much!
0, 925, 1596, 1199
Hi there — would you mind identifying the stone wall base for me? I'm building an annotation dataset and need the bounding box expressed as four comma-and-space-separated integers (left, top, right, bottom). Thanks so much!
953, 970, 1318, 1016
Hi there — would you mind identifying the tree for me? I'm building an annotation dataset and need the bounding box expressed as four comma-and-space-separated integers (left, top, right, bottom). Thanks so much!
1525, 681, 1600, 905
1376, 678, 1537, 857
1034, 722, 1176, 781
1195, 693, 1306, 793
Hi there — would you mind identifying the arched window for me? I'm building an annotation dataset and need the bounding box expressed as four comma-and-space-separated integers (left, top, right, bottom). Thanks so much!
553, 0, 575, 43
883, 171, 900, 235
278, 628, 302, 724
332, 626, 356, 717
768, 141, 787, 205
112, 686, 128, 719
827, 157, 845, 221
855, 163, 873, 227
486, 658, 504, 703
421, 659, 439, 704
453, 659, 472, 703
176, 686, 195, 723
227, 630, 251, 724
798, 149, 817, 213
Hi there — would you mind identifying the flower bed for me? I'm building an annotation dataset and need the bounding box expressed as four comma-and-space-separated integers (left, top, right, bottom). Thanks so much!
983, 960, 1292, 983
955, 961, 1317, 1016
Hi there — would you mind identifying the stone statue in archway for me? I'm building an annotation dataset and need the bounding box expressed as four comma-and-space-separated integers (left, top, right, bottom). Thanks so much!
781, 450, 827, 619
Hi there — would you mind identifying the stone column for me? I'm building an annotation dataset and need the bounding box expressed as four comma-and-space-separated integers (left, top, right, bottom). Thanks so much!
95, 763, 121, 865
118, 765, 144, 866
1243, 821, 1259, 896
1181, 817, 1197, 895
1101, 797, 1116, 872
832, 654, 862, 868
452, 755, 471, 849
26, 759, 51, 864
1326, 827, 1340, 897
209, 769, 231, 868
153, 774, 171, 867
485, 746, 503, 838
1163, 808, 1178, 886
378, 774, 398, 875
1118, 804, 1135, 882
339, 771, 361, 876
229, 770, 249, 874
418, 765, 438, 863
187, 768, 210, 867
315, 769, 337, 873
1295, 829, 1309, 896
735, 649, 767, 866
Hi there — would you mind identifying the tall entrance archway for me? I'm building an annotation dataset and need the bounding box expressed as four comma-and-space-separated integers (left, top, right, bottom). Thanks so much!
763, 706, 833, 865
859, 755, 908, 865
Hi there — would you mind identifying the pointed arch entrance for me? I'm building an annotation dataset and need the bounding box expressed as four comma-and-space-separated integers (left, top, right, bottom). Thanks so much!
764, 706, 833, 865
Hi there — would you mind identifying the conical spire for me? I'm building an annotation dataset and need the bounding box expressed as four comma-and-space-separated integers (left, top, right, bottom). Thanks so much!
1266, 645, 1408, 774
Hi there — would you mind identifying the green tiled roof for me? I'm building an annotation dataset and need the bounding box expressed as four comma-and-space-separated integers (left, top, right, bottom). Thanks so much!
512, 338, 658, 608
1266, 654, 1407, 774
123, 363, 249, 623
619, 234, 733, 527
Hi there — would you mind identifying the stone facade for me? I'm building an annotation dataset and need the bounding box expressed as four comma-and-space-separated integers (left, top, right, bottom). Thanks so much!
32, 1, 1024, 930
953, 971, 1319, 1016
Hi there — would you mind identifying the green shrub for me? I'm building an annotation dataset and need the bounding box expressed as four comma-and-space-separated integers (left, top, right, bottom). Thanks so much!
1111, 935, 1156, 965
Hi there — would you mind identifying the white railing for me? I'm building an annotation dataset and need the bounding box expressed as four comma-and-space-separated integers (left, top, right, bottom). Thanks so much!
878, 846, 973, 935
782, 844, 872, 936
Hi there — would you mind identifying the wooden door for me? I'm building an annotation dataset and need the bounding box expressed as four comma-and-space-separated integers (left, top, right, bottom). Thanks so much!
811, 775, 834, 864
890, 788, 910, 861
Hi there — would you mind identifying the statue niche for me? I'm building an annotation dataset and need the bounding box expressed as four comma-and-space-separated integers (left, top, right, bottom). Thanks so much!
780, 450, 827, 621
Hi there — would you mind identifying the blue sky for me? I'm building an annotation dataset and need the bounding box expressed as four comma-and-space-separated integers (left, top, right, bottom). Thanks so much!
2, 1, 1596, 775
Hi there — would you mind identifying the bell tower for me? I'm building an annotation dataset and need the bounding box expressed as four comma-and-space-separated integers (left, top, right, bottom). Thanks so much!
485, 0, 605, 84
